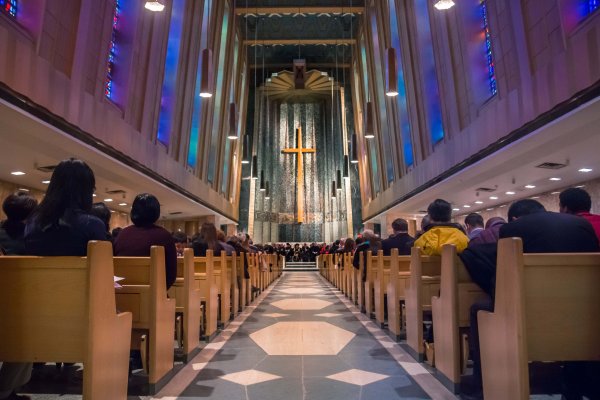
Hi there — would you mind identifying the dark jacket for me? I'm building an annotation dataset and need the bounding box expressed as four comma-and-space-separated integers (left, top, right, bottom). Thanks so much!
192, 239, 223, 257
381, 232, 414, 256
0, 221, 26, 255
25, 212, 107, 256
468, 217, 506, 247
113, 224, 177, 290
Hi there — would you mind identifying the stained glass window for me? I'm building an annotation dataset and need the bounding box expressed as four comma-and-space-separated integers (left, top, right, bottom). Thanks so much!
188, 0, 212, 168
105, 0, 121, 100
414, 0, 444, 145
207, 1, 229, 184
388, 0, 414, 167
480, 0, 497, 96
157, 0, 185, 147
0, 0, 17, 18
584, 0, 600, 16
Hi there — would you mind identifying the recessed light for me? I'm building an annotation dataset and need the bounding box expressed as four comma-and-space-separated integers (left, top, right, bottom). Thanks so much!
525, 185, 536, 189
11, 171, 25, 176
531, 196, 540, 199
499, 205, 507, 208
463, 205, 471, 208
118, 202, 127, 206
505, 191, 516, 195
551, 191, 560, 194
576, 185, 586, 188
104, 198, 113, 202
489, 196, 498, 200
549, 177, 561, 181
93, 194, 97, 197
452, 208, 460, 211
578, 168, 592, 173
18, 188, 29, 192
42, 180, 50, 184
475, 201, 483, 204
486, 208, 494, 211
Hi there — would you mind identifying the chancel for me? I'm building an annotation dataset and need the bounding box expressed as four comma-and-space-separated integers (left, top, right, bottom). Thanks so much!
1, 1, 600, 400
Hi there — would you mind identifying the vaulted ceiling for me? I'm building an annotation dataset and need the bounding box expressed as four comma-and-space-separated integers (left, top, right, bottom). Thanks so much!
236, 1, 364, 86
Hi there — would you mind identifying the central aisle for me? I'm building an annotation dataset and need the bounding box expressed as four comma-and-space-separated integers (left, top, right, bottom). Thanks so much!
156, 272, 457, 400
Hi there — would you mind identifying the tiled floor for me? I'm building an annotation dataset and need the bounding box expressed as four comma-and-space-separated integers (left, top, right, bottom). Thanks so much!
15, 271, 571, 399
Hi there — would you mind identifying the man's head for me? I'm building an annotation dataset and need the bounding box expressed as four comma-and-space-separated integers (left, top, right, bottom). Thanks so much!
559, 188, 592, 214
464, 213, 484, 233
427, 199, 452, 223
391, 218, 408, 233
507, 199, 545, 222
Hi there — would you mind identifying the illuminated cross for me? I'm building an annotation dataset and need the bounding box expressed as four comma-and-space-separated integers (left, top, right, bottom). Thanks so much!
282, 126, 316, 224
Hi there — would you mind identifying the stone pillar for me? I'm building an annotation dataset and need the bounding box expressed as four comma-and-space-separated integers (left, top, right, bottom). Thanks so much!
408, 219, 417, 237
185, 220, 199, 237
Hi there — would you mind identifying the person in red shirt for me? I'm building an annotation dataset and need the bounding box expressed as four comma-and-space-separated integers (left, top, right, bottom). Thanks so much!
559, 187, 600, 240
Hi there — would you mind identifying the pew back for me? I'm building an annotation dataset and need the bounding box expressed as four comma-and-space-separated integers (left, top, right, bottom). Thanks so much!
193, 251, 218, 339
479, 238, 600, 400
0, 241, 132, 399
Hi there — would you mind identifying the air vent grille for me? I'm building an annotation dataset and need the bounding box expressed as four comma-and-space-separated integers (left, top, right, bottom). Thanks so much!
105, 189, 126, 195
535, 162, 567, 170
36, 165, 56, 173
169, 211, 183, 215
475, 187, 496, 192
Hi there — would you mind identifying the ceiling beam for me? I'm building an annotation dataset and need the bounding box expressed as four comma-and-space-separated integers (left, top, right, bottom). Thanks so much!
235, 7, 364, 15
243, 39, 356, 46
249, 63, 351, 69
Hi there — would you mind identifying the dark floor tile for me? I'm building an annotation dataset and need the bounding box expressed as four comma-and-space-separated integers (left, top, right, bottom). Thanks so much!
255, 355, 303, 377
303, 355, 351, 377
247, 377, 303, 400
304, 377, 361, 400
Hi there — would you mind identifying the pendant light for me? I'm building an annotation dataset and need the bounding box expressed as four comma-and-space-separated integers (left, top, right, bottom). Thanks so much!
260, 170, 266, 191
364, 101, 374, 139
336, 170, 342, 190
265, 182, 270, 200
385, 48, 398, 97
228, 102, 238, 139
241, 135, 250, 164
144, 1, 165, 12
343, 155, 350, 177
199, 3, 213, 98
351, 133, 359, 164
251, 155, 258, 179
331, 181, 337, 199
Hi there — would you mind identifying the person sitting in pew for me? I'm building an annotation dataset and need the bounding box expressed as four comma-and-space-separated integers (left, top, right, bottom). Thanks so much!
381, 218, 414, 256
462, 199, 599, 400
192, 222, 224, 257
467, 216, 506, 247
217, 229, 235, 256
114, 193, 177, 290
559, 187, 600, 241
0, 192, 38, 400
352, 229, 381, 281
90, 202, 112, 241
414, 199, 468, 256
464, 213, 484, 240
3, 159, 107, 400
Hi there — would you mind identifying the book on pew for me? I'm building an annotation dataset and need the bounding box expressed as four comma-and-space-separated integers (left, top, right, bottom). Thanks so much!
114, 275, 125, 289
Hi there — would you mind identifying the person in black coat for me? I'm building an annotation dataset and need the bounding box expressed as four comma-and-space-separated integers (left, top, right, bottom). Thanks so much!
462, 199, 600, 400
381, 218, 414, 256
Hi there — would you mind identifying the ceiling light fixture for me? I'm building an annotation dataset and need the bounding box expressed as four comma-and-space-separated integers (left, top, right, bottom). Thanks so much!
576, 185, 586, 188
433, 0, 455, 10
228, 102, 238, 139
336, 170, 342, 191
385, 48, 398, 97
42, 180, 50, 184
525, 185, 536, 189
259, 170, 266, 191
144, 1, 165, 12
549, 177, 561, 181
463, 205, 471, 208
241, 135, 250, 164
579, 168, 593, 172
475, 201, 483, 204
331, 181, 337, 199
251, 156, 258, 179
18, 188, 29, 192
11, 171, 25, 176
119, 202, 127, 206
343, 155, 350, 178
551, 191, 560, 194
452, 208, 460, 211
505, 191, 516, 195
351, 133, 359, 163
199, 49, 213, 97
265, 182, 270, 200
104, 198, 113, 202
489, 196, 498, 200
364, 101, 374, 139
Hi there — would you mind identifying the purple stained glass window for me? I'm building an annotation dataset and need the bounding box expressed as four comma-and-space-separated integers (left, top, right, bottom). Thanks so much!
585, 0, 600, 15
0, 0, 17, 18
480, 0, 497, 96
105, 0, 121, 99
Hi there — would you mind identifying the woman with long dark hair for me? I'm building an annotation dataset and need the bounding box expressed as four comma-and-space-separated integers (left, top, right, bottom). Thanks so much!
192, 222, 224, 256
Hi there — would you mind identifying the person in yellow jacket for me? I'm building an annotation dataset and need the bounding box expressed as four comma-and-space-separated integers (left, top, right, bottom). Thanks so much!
414, 199, 468, 255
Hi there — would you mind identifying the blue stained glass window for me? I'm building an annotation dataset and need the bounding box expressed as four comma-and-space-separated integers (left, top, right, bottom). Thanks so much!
414, 0, 444, 145
584, 0, 600, 15
480, 0, 497, 96
0, 0, 17, 17
388, 0, 414, 167
188, 0, 212, 168
105, 0, 121, 100
157, 0, 185, 147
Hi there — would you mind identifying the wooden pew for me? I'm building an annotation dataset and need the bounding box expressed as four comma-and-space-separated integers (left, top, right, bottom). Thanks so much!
405, 246, 441, 361
364, 250, 376, 317
357, 252, 365, 312
432, 244, 487, 392
226, 253, 239, 319
113, 246, 176, 390
374, 249, 392, 328
168, 248, 202, 362
212, 252, 230, 326
348, 252, 358, 305
479, 238, 600, 400
386, 252, 412, 340
236, 252, 248, 311
193, 251, 218, 340
0, 241, 132, 399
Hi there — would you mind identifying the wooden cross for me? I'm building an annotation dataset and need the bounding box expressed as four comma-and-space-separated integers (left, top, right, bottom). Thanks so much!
282, 126, 316, 224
